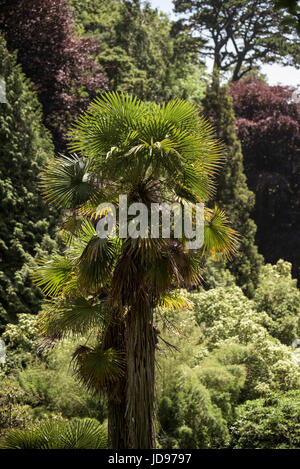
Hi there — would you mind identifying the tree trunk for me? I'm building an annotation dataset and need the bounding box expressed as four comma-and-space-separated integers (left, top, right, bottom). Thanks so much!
105, 310, 129, 449
108, 380, 128, 449
125, 300, 156, 449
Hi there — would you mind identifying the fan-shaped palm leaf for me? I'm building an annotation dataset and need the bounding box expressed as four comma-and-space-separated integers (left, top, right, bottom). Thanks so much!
159, 98, 202, 132
38, 296, 111, 337
32, 255, 73, 297
159, 291, 194, 312
68, 92, 145, 156
77, 235, 120, 290
203, 206, 239, 261
40, 154, 100, 209
0, 418, 108, 449
72, 345, 125, 393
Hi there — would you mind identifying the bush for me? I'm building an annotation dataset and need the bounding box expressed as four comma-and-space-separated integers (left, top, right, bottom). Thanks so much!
1, 313, 41, 371
157, 367, 229, 449
230, 391, 300, 449
0, 339, 107, 424
253, 260, 300, 345
204, 342, 299, 401
156, 280, 300, 448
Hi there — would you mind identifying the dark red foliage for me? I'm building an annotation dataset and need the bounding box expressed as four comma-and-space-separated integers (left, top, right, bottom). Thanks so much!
0, 0, 108, 150
230, 77, 300, 281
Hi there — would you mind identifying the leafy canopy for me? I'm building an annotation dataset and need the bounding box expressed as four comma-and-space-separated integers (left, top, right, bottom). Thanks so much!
173, 0, 299, 81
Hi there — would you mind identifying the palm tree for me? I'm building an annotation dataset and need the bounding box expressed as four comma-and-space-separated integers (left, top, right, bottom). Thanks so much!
32, 92, 238, 449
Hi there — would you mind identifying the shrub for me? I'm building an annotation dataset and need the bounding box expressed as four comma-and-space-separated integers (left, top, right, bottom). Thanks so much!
230, 391, 300, 449
253, 260, 300, 345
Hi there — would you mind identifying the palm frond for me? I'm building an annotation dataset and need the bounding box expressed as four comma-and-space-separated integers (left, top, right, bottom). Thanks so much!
40, 154, 99, 209
77, 231, 120, 290
37, 296, 111, 337
0, 418, 108, 449
68, 92, 145, 156
160, 98, 201, 132
202, 206, 239, 261
72, 345, 125, 393
159, 291, 194, 312
32, 255, 73, 297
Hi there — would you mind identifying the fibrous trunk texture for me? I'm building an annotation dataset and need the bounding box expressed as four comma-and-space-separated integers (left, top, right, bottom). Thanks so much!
125, 301, 156, 449
107, 302, 156, 449
108, 381, 128, 449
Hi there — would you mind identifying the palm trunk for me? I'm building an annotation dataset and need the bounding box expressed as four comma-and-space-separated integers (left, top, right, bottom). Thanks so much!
125, 300, 156, 449
108, 380, 128, 449
105, 311, 129, 449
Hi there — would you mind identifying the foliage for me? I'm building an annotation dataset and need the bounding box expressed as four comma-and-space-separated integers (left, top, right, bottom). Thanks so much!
157, 367, 230, 449
189, 284, 300, 400
201, 259, 237, 290
202, 72, 263, 296
231, 77, 300, 282
207, 341, 299, 401
0, 314, 40, 370
0, 417, 108, 449
173, 0, 299, 81
0, 378, 35, 437
0, 339, 107, 422
275, 0, 300, 34
156, 279, 299, 410
193, 356, 246, 421
0, 37, 57, 326
230, 391, 300, 448
0, 0, 108, 151
253, 260, 300, 344
71, 0, 207, 103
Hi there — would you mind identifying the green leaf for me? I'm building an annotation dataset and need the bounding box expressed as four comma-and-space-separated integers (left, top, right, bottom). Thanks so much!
32, 256, 73, 297
38, 296, 111, 337
203, 206, 239, 261
40, 154, 99, 209
0, 418, 108, 449
72, 345, 125, 393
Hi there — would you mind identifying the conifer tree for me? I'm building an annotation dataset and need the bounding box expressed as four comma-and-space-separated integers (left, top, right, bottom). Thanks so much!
202, 72, 263, 296
0, 37, 57, 325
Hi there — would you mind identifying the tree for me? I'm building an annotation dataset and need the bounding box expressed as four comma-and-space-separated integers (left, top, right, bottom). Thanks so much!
202, 72, 263, 296
184, 285, 300, 399
71, 0, 204, 103
230, 76, 300, 282
32, 92, 237, 448
0, 0, 108, 151
173, 0, 299, 81
230, 391, 300, 448
0, 36, 57, 326
275, 0, 300, 34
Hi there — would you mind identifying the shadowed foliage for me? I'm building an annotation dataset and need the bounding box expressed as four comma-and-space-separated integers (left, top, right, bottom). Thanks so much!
231, 77, 300, 283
